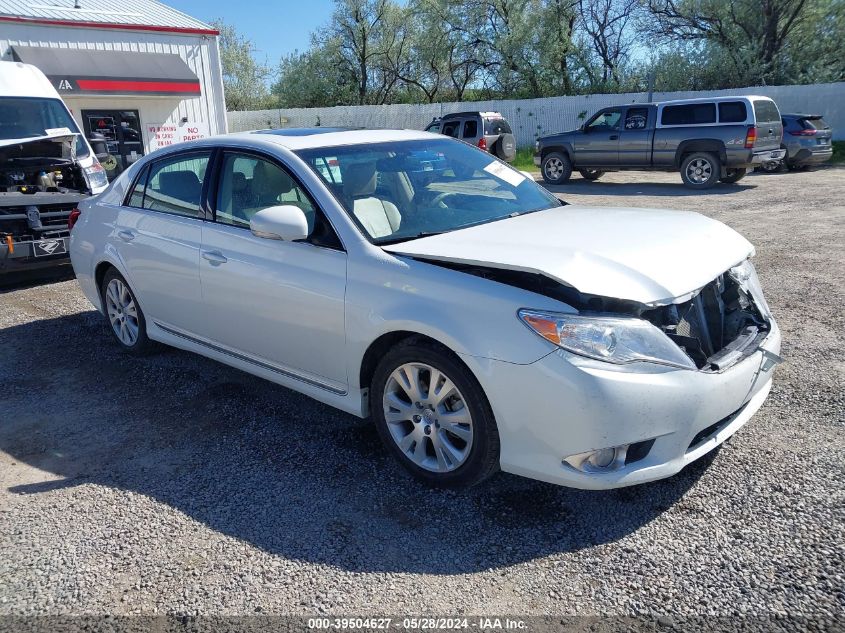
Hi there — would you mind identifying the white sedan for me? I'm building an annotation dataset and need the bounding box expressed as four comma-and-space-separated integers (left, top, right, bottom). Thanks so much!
69, 128, 781, 489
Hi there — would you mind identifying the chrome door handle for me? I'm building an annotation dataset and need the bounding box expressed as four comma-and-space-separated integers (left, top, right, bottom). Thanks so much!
202, 250, 228, 265
117, 230, 135, 242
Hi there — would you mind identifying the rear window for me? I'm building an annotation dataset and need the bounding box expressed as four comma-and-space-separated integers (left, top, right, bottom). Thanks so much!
800, 117, 830, 130
661, 103, 716, 126
718, 101, 747, 123
484, 118, 512, 135
142, 152, 210, 217
753, 100, 780, 124
463, 120, 478, 138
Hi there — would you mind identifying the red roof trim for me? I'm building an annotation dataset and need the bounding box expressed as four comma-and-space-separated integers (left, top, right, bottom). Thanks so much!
77, 79, 201, 94
0, 14, 219, 36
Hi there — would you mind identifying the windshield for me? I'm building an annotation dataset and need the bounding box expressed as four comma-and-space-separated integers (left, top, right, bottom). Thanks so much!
0, 97, 89, 158
296, 139, 559, 244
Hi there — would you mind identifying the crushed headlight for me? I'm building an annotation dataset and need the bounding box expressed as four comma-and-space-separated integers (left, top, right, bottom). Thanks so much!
729, 259, 771, 317
518, 309, 696, 369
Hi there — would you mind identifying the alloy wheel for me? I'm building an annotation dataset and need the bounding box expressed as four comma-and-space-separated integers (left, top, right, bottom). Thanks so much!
544, 157, 564, 180
382, 362, 474, 473
686, 158, 713, 184
105, 278, 139, 346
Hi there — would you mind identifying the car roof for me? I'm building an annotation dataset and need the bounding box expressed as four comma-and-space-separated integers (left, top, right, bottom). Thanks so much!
656, 95, 772, 106
224, 128, 438, 150
781, 113, 823, 119
441, 111, 505, 119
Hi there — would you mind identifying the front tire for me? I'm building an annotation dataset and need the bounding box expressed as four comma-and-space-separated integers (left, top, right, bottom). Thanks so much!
100, 268, 155, 355
578, 168, 604, 181
541, 151, 573, 185
680, 152, 720, 189
371, 339, 500, 488
719, 168, 747, 183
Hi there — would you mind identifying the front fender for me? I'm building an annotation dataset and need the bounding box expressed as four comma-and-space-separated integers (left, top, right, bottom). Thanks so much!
343, 253, 568, 390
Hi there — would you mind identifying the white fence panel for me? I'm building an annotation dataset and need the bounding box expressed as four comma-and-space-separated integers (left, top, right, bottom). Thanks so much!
228, 82, 845, 147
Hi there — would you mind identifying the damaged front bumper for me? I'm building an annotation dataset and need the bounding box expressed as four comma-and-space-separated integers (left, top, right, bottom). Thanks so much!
464, 319, 781, 490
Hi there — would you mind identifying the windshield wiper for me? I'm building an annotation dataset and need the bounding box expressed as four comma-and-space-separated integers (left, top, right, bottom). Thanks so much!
378, 231, 447, 246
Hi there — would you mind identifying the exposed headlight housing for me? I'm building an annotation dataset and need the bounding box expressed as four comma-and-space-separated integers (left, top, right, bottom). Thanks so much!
519, 309, 696, 370
729, 259, 770, 318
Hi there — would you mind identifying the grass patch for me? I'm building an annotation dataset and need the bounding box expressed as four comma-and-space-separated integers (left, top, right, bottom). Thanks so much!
511, 147, 538, 172
831, 140, 845, 164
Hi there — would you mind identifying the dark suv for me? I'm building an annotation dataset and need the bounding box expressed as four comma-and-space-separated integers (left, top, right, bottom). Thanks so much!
534, 96, 785, 189
425, 111, 516, 162
780, 114, 833, 169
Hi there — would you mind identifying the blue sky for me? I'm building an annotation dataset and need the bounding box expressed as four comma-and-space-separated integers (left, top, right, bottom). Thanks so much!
169, 0, 336, 65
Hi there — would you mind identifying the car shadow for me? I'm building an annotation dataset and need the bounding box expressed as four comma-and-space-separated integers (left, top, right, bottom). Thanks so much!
539, 175, 758, 197
0, 263, 75, 292
0, 312, 717, 575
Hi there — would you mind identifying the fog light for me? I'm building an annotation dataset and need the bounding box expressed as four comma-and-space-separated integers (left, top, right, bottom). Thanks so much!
588, 447, 616, 468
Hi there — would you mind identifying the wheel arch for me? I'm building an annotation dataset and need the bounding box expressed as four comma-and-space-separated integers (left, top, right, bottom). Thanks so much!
675, 139, 727, 167
541, 144, 573, 161
358, 330, 470, 396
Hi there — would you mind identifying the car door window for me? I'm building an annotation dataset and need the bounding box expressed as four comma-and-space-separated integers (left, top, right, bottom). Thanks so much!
126, 165, 150, 208
462, 120, 478, 138
587, 110, 622, 131
215, 153, 316, 231
143, 153, 210, 217
624, 108, 649, 130
441, 121, 460, 138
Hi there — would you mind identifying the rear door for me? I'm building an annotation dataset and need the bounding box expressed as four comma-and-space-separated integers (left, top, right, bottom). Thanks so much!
574, 108, 623, 166
752, 99, 783, 151
114, 151, 210, 330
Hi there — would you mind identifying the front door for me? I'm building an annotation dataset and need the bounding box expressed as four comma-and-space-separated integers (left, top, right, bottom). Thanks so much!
573, 108, 623, 167
82, 109, 145, 180
198, 151, 348, 391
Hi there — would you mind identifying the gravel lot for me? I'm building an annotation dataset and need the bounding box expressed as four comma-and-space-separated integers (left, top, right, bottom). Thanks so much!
0, 167, 843, 621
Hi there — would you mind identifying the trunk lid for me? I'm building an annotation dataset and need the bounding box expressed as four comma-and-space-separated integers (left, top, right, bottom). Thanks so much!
382, 206, 754, 306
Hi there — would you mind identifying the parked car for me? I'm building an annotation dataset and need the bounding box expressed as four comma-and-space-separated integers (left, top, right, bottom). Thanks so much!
0, 61, 108, 273
534, 96, 786, 189
70, 128, 780, 490
771, 113, 833, 171
425, 111, 516, 162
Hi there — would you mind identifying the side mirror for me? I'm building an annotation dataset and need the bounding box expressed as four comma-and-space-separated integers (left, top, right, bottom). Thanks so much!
250, 205, 309, 241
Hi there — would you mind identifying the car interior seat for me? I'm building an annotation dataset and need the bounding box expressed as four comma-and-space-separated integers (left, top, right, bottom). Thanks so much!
341, 161, 401, 238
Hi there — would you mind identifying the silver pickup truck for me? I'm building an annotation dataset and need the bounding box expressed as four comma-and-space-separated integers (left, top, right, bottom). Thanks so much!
534, 96, 786, 189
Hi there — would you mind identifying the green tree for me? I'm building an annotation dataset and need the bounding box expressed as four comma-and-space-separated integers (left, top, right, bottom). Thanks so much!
212, 20, 276, 111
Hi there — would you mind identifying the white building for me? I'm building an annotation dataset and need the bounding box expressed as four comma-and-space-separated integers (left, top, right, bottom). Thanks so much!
0, 0, 227, 179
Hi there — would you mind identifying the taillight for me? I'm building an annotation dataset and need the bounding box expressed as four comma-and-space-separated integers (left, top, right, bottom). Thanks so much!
789, 129, 817, 136
477, 137, 488, 151
68, 208, 81, 231
744, 126, 757, 149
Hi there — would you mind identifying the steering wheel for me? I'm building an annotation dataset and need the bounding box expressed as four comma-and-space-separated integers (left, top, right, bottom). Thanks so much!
431, 191, 457, 208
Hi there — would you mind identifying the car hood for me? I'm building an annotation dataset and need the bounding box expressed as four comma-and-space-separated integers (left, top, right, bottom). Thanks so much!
0, 130, 78, 151
382, 206, 754, 306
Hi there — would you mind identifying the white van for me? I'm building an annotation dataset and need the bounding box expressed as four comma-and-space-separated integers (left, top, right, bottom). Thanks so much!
0, 61, 108, 272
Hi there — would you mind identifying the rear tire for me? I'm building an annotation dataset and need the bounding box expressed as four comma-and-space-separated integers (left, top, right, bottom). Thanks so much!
680, 152, 720, 189
719, 168, 747, 184
370, 339, 500, 489
100, 268, 156, 355
578, 169, 604, 181
541, 151, 573, 185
